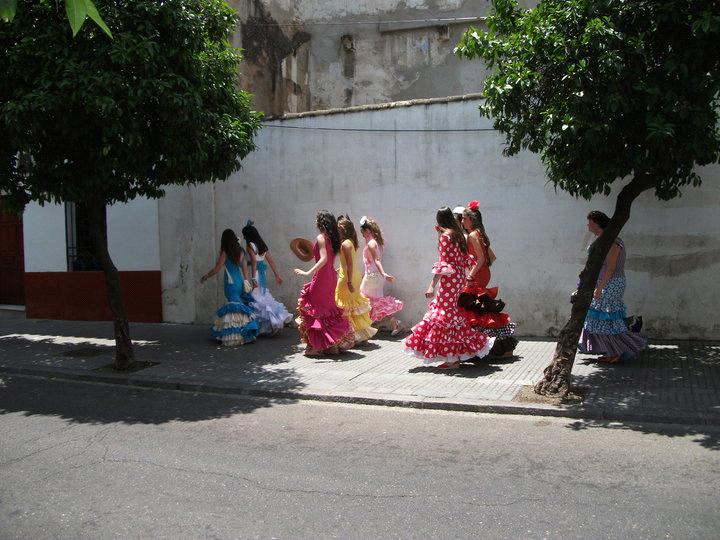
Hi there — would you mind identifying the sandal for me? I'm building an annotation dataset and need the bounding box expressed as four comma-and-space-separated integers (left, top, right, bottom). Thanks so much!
437, 361, 460, 369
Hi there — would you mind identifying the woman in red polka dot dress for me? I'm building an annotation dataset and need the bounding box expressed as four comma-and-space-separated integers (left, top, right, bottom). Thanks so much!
404, 207, 495, 369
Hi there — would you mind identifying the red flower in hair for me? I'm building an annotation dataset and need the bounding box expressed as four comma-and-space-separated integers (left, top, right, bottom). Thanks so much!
467, 200, 480, 211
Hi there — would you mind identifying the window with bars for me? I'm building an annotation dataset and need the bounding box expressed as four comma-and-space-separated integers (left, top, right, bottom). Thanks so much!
65, 202, 105, 271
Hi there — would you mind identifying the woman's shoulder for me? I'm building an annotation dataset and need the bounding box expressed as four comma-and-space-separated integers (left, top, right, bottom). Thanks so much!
467, 230, 482, 243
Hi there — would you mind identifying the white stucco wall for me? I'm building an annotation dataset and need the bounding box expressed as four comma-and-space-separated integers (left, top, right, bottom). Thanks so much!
23, 202, 67, 272
159, 97, 720, 339
23, 198, 160, 273
107, 198, 161, 271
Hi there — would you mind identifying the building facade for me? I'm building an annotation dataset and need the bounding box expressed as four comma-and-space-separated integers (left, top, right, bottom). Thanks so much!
15, 199, 162, 322
229, 0, 531, 115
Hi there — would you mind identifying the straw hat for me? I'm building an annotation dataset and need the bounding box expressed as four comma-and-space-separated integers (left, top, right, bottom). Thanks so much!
290, 237, 314, 262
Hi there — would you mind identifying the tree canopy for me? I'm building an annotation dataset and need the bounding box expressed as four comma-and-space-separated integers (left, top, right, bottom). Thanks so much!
1, 0, 262, 209
455, 0, 720, 201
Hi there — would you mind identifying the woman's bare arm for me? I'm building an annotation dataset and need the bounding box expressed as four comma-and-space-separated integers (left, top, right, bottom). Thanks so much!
265, 251, 283, 284
294, 234, 327, 277
200, 251, 226, 283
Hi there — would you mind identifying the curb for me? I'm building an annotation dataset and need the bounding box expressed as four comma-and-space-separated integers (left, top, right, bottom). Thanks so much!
2, 364, 720, 427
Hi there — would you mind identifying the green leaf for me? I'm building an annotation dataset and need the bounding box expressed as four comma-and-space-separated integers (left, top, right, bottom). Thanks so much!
85, 0, 112, 38
65, 0, 88, 37
0, 0, 16, 21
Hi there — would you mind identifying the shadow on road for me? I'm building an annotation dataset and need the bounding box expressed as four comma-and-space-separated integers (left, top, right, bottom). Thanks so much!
0, 374, 300, 425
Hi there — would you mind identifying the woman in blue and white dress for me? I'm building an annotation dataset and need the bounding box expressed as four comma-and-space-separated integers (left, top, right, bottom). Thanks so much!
200, 229, 259, 346
579, 211, 646, 363
242, 220, 293, 335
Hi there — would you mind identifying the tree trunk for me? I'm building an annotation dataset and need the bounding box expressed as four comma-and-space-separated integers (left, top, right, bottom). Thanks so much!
534, 174, 655, 398
87, 200, 135, 370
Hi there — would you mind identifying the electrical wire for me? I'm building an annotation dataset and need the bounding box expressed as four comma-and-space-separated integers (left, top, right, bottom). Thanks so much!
241, 16, 485, 28
260, 124, 496, 133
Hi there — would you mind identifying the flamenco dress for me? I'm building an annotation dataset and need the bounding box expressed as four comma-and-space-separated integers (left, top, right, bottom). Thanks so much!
578, 238, 646, 358
211, 257, 260, 346
335, 242, 378, 342
359, 243, 403, 322
297, 235, 356, 352
404, 233, 494, 365
457, 238, 518, 356
248, 242, 292, 335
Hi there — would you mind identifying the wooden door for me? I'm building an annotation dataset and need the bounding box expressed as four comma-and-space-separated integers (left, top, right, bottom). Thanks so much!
0, 211, 25, 304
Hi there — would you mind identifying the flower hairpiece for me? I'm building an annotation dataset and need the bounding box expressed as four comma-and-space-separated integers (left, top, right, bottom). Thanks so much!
467, 200, 480, 211
359, 216, 368, 226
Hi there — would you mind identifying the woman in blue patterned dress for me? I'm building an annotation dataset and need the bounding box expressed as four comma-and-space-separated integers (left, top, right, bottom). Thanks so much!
200, 229, 259, 346
579, 211, 646, 363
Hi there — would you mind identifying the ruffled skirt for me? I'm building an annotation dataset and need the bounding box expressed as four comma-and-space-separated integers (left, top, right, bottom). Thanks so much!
336, 284, 378, 342
578, 276, 646, 357
211, 302, 260, 346
250, 288, 293, 336
458, 282, 517, 355
297, 284, 355, 352
403, 305, 495, 365
360, 272, 403, 321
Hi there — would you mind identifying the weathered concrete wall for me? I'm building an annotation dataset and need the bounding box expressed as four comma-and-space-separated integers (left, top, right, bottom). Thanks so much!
159, 97, 720, 339
230, 0, 511, 115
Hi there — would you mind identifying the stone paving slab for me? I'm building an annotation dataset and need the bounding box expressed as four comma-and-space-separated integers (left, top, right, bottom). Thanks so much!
1, 318, 719, 425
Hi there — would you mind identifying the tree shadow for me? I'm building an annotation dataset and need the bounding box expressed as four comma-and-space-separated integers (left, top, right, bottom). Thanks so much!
567, 340, 720, 450
565, 418, 720, 451
0, 375, 298, 426
0, 319, 307, 425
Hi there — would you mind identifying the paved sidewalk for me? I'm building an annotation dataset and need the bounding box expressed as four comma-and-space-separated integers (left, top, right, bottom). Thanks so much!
1, 318, 719, 425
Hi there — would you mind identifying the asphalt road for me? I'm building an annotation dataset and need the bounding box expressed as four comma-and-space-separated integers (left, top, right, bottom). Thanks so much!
1, 375, 718, 539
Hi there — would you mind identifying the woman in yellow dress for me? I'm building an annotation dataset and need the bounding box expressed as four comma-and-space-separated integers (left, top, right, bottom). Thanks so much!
336, 216, 378, 343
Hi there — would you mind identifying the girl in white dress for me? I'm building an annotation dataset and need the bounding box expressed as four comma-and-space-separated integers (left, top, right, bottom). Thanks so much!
241, 220, 293, 335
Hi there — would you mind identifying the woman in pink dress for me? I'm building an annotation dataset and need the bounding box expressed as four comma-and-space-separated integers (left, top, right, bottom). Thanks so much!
358, 216, 404, 334
294, 210, 355, 356
404, 207, 495, 369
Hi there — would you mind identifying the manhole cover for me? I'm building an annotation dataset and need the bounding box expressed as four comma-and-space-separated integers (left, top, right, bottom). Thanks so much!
62, 347, 109, 358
